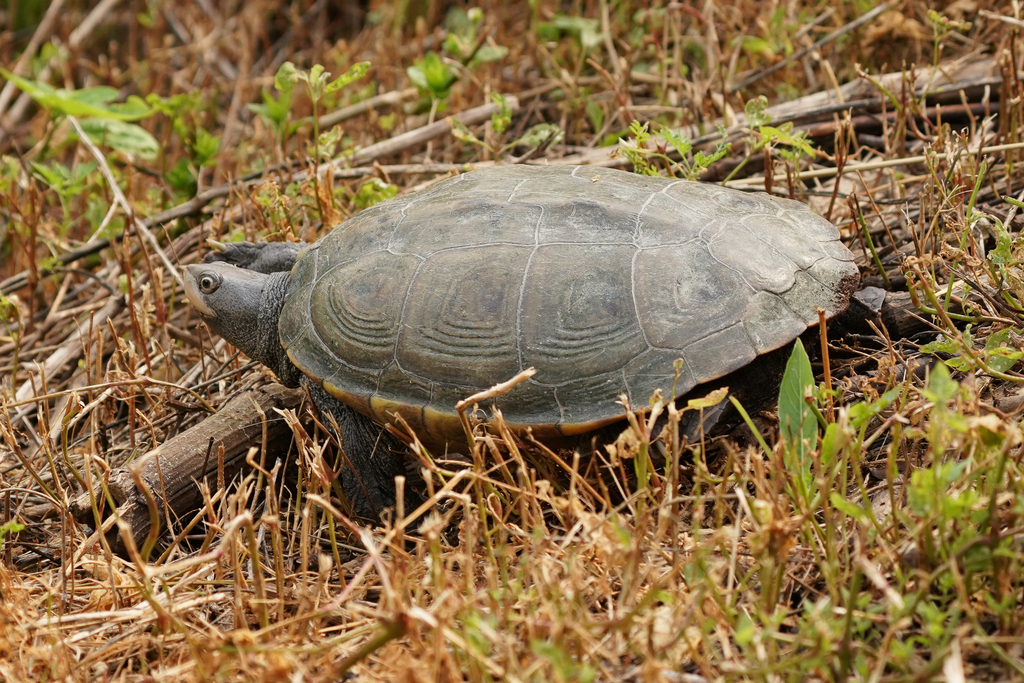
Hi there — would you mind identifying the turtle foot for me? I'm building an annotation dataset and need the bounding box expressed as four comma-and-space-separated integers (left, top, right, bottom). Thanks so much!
204, 241, 305, 274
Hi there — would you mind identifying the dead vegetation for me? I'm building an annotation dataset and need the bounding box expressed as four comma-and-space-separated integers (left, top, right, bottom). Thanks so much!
2, 0, 1024, 680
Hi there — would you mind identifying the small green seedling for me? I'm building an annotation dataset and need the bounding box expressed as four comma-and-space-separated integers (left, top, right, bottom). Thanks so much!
618, 121, 730, 180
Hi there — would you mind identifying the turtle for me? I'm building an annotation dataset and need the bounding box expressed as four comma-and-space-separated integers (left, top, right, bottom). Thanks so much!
184, 164, 859, 518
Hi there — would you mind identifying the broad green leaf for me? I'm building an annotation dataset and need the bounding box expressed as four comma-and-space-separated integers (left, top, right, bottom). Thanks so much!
984, 328, 1023, 373
779, 339, 816, 453
247, 89, 292, 128
77, 118, 159, 160
741, 36, 775, 59
308, 64, 328, 98
829, 492, 870, 523
921, 332, 972, 372
274, 62, 299, 94
1, 70, 152, 120
924, 360, 958, 402
779, 339, 816, 500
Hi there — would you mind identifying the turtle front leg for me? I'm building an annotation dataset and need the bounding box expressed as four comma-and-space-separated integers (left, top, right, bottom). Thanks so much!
204, 241, 305, 274
306, 383, 413, 521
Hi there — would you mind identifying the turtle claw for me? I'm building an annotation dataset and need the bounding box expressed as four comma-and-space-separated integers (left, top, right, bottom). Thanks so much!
202, 241, 305, 274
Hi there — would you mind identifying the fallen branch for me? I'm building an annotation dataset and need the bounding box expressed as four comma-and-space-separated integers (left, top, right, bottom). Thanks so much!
69, 382, 304, 556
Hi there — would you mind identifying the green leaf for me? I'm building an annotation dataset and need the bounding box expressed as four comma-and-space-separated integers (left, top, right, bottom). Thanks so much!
585, 99, 604, 132
920, 333, 971, 372
685, 386, 729, 412
692, 131, 732, 172
247, 89, 292, 129
0, 292, 20, 323
274, 62, 299, 95
778, 340, 817, 499
744, 95, 771, 128
353, 178, 398, 210
660, 127, 693, 158
512, 123, 562, 149
76, 118, 159, 160
847, 388, 898, 431
987, 214, 1013, 266
308, 64, 328, 99
192, 127, 220, 166
30, 160, 65, 188
734, 613, 757, 646
922, 361, 959, 405
490, 93, 512, 136
741, 36, 775, 59
165, 158, 196, 195
829, 493, 870, 523
530, 640, 596, 683
323, 61, 370, 94
0, 156, 21, 193
1, 70, 152, 120
407, 52, 455, 99
984, 328, 1023, 374
552, 15, 604, 49
820, 421, 839, 467
472, 44, 509, 64
779, 339, 816, 453
449, 118, 481, 146
0, 520, 25, 549
30, 160, 97, 198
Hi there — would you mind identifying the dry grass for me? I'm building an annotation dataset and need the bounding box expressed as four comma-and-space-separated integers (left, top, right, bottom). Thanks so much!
2, 0, 1024, 681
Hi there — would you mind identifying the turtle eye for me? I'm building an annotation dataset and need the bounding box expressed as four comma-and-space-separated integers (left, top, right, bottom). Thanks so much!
199, 274, 219, 293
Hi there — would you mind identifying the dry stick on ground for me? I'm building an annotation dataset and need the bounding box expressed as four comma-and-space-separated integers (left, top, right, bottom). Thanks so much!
980, 9, 1024, 30
69, 383, 303, 556
334, 95, 519, 170
318, 88, 419, 130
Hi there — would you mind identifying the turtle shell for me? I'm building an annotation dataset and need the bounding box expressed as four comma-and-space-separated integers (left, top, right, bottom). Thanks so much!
278, 165, 858, 442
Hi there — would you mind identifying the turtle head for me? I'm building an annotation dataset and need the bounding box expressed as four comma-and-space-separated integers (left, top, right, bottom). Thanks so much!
184, 263, 302, 387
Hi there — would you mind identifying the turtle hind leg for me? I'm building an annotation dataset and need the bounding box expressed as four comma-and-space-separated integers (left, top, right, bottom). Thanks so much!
306, 382, 415, 521
204, 241, 305, 274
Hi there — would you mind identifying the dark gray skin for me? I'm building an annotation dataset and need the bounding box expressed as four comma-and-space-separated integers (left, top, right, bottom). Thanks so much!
184, 252, 409, 520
